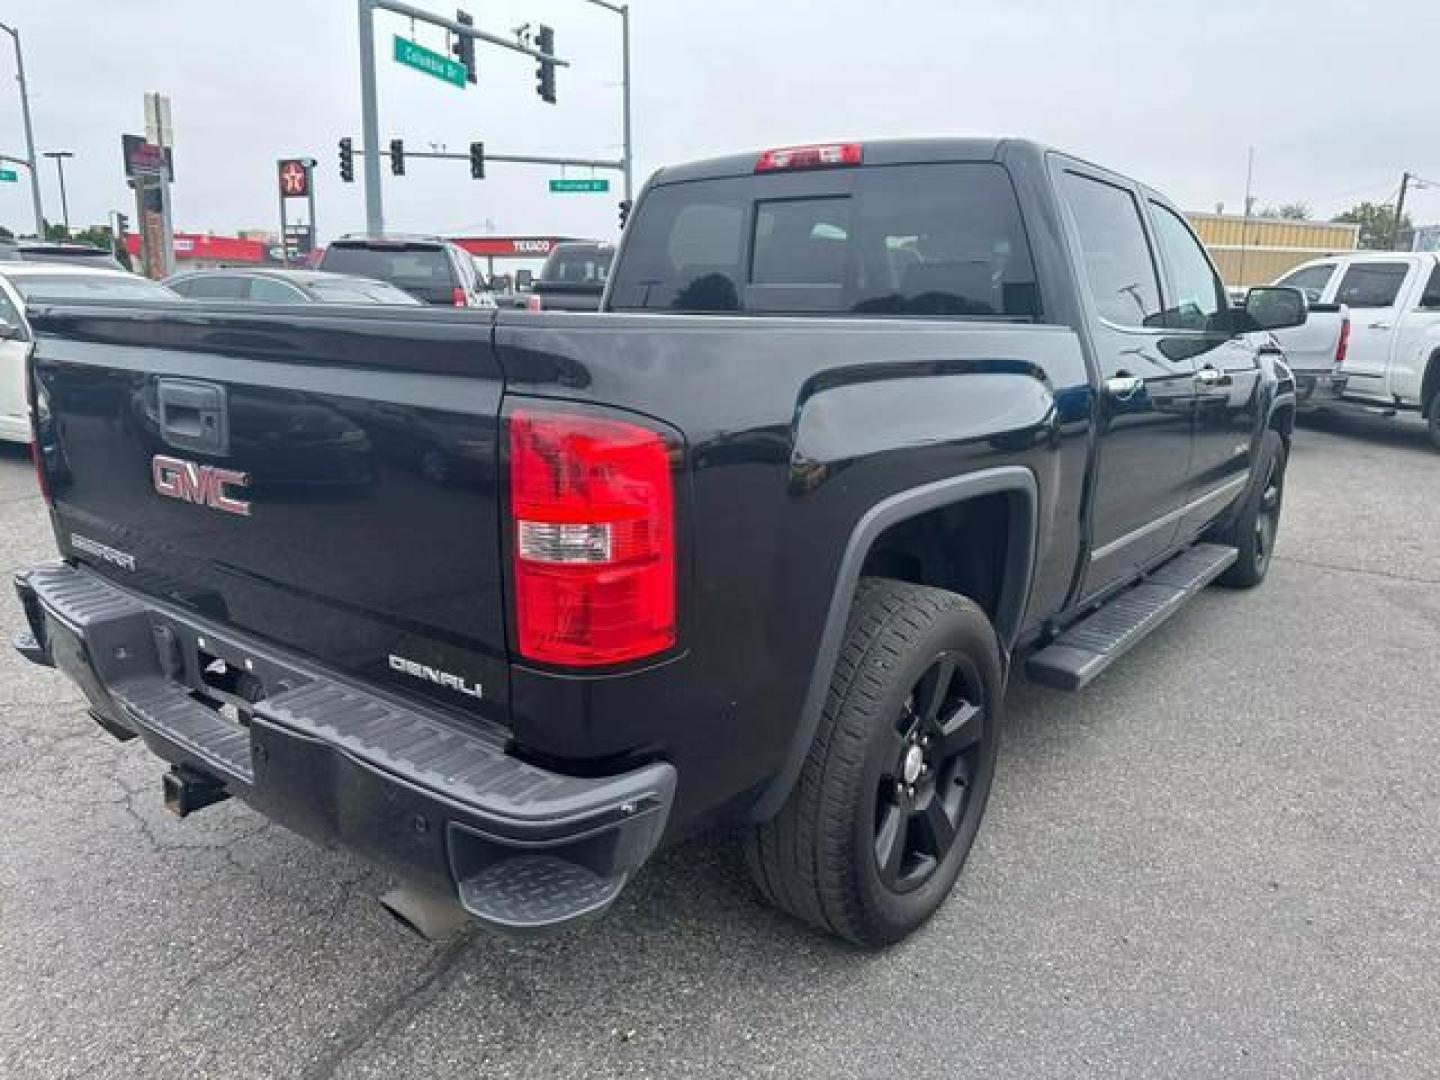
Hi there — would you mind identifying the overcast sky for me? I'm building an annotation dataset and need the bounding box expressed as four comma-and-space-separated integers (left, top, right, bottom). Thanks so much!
1, 0, 1437, 245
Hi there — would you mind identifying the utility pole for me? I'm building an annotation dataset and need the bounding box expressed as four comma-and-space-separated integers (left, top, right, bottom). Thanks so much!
575, 0, 633, 203
1237, 146, 1255, 287
0, 22, 45, 237
1391, 172, 1411, 251
42, 150, 73, 234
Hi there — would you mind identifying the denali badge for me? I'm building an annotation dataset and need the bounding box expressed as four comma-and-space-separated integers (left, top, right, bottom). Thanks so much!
152, 454, 251, 516
388, 654, 483, 699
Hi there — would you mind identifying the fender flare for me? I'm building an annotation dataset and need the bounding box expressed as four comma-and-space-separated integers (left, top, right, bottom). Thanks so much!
747, 466, 1038, 821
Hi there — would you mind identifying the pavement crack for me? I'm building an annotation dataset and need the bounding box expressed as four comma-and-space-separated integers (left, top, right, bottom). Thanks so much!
1274, 553, 1440, 587
299, 931, 475, 1080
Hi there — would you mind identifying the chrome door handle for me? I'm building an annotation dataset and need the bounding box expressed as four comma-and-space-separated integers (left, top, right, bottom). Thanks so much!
1104, 374, 1144, 399
1194, 366, 1227, 386
1368, 321, 1392, 330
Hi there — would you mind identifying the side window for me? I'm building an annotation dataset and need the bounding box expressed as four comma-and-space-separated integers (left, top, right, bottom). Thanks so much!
178, 275, 247, 300
1060, 171, 1163, 328
247, 277, 305, 304
1148, 202, 1224, 331
1275, 262, 1336, 303
0, 286, 25, 335
1334, 262, 1409, 308
1419, 262, 1440, 309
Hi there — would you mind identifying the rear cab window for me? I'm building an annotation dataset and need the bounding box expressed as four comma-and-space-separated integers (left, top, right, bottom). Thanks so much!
322, 243, 457, 295
608, 162, 1041, 319
1275, 262, 1337, 303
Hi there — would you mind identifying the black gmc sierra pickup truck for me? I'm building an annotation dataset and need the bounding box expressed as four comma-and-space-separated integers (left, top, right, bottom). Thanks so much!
13, 138, 1305, 947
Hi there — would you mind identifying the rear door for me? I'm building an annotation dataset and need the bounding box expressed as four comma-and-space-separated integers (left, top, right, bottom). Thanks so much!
1145, 198, 1263, 537
1328, 257, 1415, 397
29, 303, 511, 723
1054, 166, 1198, 596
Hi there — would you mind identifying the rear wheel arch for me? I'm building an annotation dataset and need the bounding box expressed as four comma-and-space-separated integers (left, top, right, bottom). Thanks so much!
748, 467, 1037, 822
1421, 349, 1440, 417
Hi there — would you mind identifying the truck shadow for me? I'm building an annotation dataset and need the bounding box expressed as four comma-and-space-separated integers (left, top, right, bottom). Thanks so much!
1296, 407, 1434, 453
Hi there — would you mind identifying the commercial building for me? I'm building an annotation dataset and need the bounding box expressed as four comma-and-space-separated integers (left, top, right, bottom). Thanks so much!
1186, 214, 1360, 287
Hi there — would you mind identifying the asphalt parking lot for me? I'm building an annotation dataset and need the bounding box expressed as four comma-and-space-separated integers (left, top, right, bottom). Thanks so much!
2, 409, 1437, 1080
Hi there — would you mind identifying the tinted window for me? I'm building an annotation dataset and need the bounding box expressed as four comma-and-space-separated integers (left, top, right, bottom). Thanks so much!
322, 245, 455, 290
1275, 262, 1336, 302
248, 277, 306, 303
609, 163, 1040, 318
1334, 262, 1408, 308
1060, 172, 1163, 327
542, 248, 612, 285
10, 274, 177, 302
1421, 263, 1440, 309
1149, 202, 1223, 330
173, 275, 247, 300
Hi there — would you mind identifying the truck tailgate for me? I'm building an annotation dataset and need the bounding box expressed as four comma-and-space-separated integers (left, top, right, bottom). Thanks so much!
27, 302, 511, 723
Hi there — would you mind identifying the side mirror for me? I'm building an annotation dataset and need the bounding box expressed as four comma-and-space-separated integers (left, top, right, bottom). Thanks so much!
1243, 286, 1308, 331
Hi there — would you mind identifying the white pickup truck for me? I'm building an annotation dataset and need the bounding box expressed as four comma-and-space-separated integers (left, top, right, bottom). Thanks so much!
1270, 252, 1440, 448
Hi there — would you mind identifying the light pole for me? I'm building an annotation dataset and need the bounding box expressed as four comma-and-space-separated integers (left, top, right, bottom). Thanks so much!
0, 22, 45, 237
43, 150, 73, 234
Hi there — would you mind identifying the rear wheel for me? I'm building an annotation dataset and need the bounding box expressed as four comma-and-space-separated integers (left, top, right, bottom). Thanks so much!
1215, 428, 1287, 588
1428, 401, 1440, 452
745, 578, 1002, 947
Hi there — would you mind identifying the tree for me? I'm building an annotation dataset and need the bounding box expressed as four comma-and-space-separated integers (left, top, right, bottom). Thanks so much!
1333, 201, 1412, 250
1257, 202, 1312, 220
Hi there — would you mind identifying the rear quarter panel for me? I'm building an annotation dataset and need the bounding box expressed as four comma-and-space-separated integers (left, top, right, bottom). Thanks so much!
494, 311, 1091, 829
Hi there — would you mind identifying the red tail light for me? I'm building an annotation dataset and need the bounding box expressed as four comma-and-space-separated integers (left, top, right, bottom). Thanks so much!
1335, 315, 1350, 367
452, 286, 467, 307
525, 294, 544, 312
755, 142, 863, 172
509, 407, 676, 666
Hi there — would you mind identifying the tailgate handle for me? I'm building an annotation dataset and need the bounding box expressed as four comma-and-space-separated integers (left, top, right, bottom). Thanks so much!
157, 379, 230, 455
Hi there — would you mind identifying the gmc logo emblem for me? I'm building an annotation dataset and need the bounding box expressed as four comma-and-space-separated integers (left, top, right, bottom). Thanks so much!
151, 454, 252, 516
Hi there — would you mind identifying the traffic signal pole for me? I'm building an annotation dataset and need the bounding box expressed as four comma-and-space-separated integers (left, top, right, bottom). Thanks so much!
355, 0, 570, 233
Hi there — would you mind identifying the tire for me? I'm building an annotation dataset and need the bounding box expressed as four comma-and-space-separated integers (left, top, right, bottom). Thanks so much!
1215, 428, 1287, 589
1428, 402, 1440, 453
745, 578, 1002, 947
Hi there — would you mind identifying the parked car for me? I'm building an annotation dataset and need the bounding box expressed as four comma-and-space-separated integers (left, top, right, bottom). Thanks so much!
0, 265, 176, 444
520, 241, 614, 312
14, 138, 1303, 947
14, 241, 126, 271
318, 234, 496, 308
165, 268, 421, 305
1269, 252, 1440, 447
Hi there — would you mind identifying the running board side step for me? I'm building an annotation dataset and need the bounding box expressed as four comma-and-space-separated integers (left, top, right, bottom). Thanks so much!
1026, 543, 1238, 691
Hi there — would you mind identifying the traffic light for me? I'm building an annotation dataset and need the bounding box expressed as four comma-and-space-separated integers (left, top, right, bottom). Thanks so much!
469, 141, 485, 180
618, 199, 632, 229
390, 139, 405, 176
339, 137, 354, 183
452, 10, 477, 83
115, 212, 130, 235
535, 25, 556, 104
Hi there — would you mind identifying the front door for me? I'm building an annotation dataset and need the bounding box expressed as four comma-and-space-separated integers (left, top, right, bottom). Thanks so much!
1055, 167, 1199, 598
1329, 258, 1415, 399
1145, 199, 1263, 537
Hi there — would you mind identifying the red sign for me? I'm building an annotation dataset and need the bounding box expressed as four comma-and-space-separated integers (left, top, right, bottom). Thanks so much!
452, 236, 573, 257
278, 159, 310, 198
